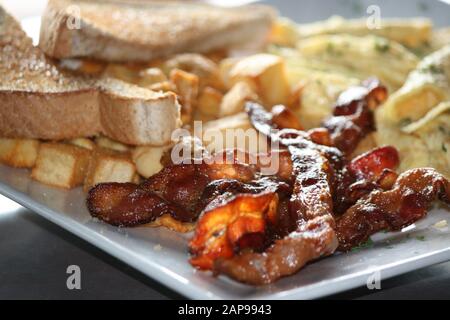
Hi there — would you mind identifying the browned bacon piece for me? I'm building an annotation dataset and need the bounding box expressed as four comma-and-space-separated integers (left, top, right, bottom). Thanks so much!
246, 78, 387, 156
336, 168, 450, 251
190, 190, 279, 270
87, 183, 190, 226
333, 146, 400, 215
246, 102, 345, 173
212, 145, 338, 284
323, 78, 387, 155
87, 158, 258, 227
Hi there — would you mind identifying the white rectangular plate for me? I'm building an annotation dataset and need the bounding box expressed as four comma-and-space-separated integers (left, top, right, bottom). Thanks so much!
1, 0, 450, 300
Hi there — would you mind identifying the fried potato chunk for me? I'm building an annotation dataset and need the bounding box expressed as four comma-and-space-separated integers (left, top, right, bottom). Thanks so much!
132, 145, 168, 178
229, 54, 290, 107
219, 81, 259, 117
95, 136, 130, 152
31, 143, 91, 189
201, 113, 269, 154
84, 148, 136, 191
138, 67, 168, 88
170, 69, 200, 124
164, 53, 222, 90
197, 86, 223, 117
0, 138, 40, 168
67, 138, 96, 150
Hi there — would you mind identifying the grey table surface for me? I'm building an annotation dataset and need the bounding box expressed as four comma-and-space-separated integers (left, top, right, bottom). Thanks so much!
1, 202, 450, 300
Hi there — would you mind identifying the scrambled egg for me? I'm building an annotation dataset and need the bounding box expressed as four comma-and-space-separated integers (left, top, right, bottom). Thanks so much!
376, 46, 450, 178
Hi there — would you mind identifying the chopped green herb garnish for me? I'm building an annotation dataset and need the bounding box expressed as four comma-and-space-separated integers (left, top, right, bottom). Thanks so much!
399, 118, 412, 127
421, 63, 443, 74
439, 126, 446, 134
326, 42, 334, 53
416, 235, 426, 241
442, 143, 447, 153
375, 38, 390, 53
326, 42, 344, 57
351, 238, 374, 252
429, 64, 442, 73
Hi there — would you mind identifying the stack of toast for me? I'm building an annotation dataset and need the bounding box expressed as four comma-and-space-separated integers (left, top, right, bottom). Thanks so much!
0, 0, 278, 230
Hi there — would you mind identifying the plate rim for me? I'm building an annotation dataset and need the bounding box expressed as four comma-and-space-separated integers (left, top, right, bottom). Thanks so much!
2, 178, 450, 300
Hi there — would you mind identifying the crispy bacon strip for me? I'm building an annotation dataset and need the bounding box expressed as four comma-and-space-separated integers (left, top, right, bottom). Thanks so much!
190, 190, 279, 270
323, 78, 388, 155
212, 145, 338, 284
246, 78, 387, 156
333, 146, 400, 215
336, 168, 450, 251
246, 103, 345, 171
87, 183, 188, 227
87, 158, 258, 227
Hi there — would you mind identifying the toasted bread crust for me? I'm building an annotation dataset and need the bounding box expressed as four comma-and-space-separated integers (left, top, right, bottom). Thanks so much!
0, 6, 180, 146
39, 0, 277, 62
0, 89, 101, 140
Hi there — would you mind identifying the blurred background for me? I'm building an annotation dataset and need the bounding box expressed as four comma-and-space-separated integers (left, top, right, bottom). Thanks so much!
0, 0, 260, 19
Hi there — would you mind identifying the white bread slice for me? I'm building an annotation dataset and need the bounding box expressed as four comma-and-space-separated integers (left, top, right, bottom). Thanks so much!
39, 0, 277, 62
0, 7, 180, 146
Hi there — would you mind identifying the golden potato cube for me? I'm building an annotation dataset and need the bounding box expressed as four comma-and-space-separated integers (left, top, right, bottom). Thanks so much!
31, 143, 91, 189
197, 87, 223, 117
163, 53, 223, 90
219, 81, 259, 117
138, 67, 168, 88
132, 146, 168, 178
170, 69, 200, 123
102, 63, 140, 84
229, 54, 290, 107
201, 113, 269, 154
95, 136, 130, 152
219, 57, 240, 90
0, 138, 40, 168
170, 69, 200, 100
269, 18, 300, 47
149, 81, 176, 92
84, 148, 136, 191
67, 138, 96, 150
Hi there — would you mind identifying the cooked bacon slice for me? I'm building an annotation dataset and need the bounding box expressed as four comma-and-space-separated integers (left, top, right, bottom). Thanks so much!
87, 183, 189, 227
334, 146, 400, 214
271, 105, 303, 131
87, 156, 258, 227
347, 146, 399, 180
212, 145, 338, 284
336, 168, 450, 251
214, 215, 336, 284
323, 78, 388, 155
246, 102, 345, 171
190, 190, 279, 270
246, 78, 387, 156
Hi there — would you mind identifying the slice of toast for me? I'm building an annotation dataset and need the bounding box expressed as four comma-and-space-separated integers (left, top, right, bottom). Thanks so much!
39, 0, 277, 63
0, 6, 180, 146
